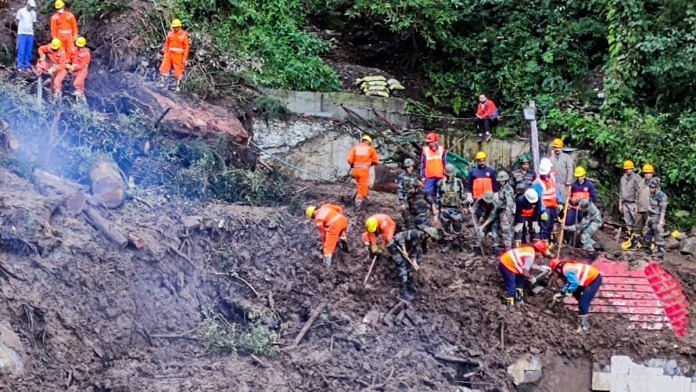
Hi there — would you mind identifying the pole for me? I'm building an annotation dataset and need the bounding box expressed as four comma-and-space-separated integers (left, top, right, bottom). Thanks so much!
37, 74, 43, 107
524, 101, 540, 172
555, 186, 572, 259
468, 205, 486, 257
363, 255, 378, 286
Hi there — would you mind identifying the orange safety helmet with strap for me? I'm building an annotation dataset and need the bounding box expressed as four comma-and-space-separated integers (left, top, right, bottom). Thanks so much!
499, 246, 535, 274
561, 262, 600, 287
422, 145, 445, 179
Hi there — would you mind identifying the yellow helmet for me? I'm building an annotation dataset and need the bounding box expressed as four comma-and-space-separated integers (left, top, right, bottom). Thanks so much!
642, 164, 654, 174
623, 160, 635, 170
50, 38, 62, 50
305, 205, 316, 219
574, 167, 586, 177
365, 217, 379, 233
75, 37, 87, 48
361, 135, 373, 143
671, 230, 682, 240
475, 151, 487, 160
55, 0, 65, 9
171, 19, 183, 28
552, 138, 564, 148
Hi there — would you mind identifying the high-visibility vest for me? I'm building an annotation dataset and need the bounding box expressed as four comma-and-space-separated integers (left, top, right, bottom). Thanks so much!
521, 206, 536, 218
472, 172, 494, 200
539, 175, 559, 208
423, 146, 445, 179
562, 262, 600, 286
499, 246, 535, 274
363, 214, 396, 245
348, 143, 379, 169
570, 185, 591, 210
314, 204, 343, 228
51, 12, 78, 39
164, 29, 190, 60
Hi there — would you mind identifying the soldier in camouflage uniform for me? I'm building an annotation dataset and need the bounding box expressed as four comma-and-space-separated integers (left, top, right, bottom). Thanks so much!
396, 158, 418, 212
643, 178, 668, 255
437, 164, 465, 252
567, 199, 603, 260
512, 155, 535, 197
494, 171, 515, 250
404, 176, 437, 230
473, 191, 499, 252
388, 226, 440, 300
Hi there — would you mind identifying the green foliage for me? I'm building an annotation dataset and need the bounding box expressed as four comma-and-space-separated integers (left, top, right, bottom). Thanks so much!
163, 0, 341, 91
200, 306, 279, 357
69, 0, 127, 21
253, 96, 291, 122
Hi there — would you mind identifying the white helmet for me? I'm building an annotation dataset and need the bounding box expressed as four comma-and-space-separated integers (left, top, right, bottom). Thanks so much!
539, 158, 553, 175
524, 188, 539, 203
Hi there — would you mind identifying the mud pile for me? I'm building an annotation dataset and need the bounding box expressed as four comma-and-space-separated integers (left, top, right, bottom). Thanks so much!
0, 170, 694, 391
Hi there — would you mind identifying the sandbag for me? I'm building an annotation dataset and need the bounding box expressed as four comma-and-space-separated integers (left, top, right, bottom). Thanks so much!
387, 78, 405, 90
357, 75, 386, 83
366, 90, 390, 98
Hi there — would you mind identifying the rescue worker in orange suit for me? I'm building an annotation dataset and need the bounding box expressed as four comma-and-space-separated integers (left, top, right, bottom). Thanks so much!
36, 38, 68, 98
498, 240, 550, 309
67, 36, 91, 102
305, 204, 349, 267
466, 151, 498, 219
362, 214, 396, 257
550, 258, 602, 331
565, 167, 596, 227
50, 0, 78, 57
533, 157, 563, 245
159, 19, 190, 91
347, 135, 380, 210
419, 132, 447, 200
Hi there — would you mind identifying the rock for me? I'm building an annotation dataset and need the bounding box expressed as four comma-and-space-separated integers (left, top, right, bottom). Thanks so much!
665, 237, 680, 251
679, 237, 696, 255
507, 354, 543, 386
690, 227, 696, 238
0, 323, 24, 377
181, 215, 202, 231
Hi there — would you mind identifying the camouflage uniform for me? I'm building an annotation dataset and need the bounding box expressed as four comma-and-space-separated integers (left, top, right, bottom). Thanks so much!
396, 172, 418, 208
644, 189, 668, 249
405, 187, 434, 230
512, 168, 535, 196
438, 177, 465, 249
577, 202, 602, 250
473, 196, 499, 248
387, 229, 427, 285
494, 183, 516, 249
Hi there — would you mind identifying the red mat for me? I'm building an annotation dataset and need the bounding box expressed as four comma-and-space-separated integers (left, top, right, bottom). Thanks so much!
563, 258, 690, 338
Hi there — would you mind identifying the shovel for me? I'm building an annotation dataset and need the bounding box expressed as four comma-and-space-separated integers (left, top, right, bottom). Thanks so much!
363, 255, 378, 286
396, 245, 419, 271
530, 266, 552, 294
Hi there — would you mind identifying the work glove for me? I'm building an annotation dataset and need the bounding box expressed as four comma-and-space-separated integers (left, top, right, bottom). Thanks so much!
528, 276, 537, 285
465, 193, 474, 205
540, 212, 549, 222
370, 244, 382, 255
514, 223, 524, 233
47, 66, 56, 75
557, 204, 564, 214
552, 291, 572, 303
532, 222, 541, 233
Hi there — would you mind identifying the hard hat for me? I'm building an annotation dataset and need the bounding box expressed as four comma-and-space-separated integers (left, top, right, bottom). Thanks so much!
425, 132, 438, 143
550, 258, 562, 271
574, 167, 587, 177
403, 158, 415, 168
422, 227, 440, 240
671, 230, 682, 240
524, 188, 539, 203
648, 178, 660, 188
579, 199, 590, 210
171, 19, 183, 28
365, 217, 379, 233
50, 38, 62, 50
519, 155, 531, 164
75, 37, 87, 48
55, 0, 65, 9
497, 171, 509, 182
539, 158, 553, 175
532, 240, 550, 255
445, 164, 456, 177
551, 138, 564, 148
482, 191, 495, 204
475, 151, 487, 160
361, 134, 373, 143
305, 205, 316, 219
623, 160, 635, 170
642, 164, 654, 174
28, 0, 37, 7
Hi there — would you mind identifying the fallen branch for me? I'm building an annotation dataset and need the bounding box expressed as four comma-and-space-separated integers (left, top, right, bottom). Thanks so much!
363, 255, 378, 286
433, 353, 481, 367
84, 206, 128, 249
396, 245, 419, 271
292, 301, 326, 347
207, 271, 260, 297
250, 354, 269, 368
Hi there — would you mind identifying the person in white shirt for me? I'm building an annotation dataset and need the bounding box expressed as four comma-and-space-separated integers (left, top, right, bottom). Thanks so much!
16, 0, 37, 72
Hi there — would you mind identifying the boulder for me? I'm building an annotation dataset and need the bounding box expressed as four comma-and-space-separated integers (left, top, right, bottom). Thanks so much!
507, 354, 543, 386
665, 237, 680, 251
679, 237, 696, 255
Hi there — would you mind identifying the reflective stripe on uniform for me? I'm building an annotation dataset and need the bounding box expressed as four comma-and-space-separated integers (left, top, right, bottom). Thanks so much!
563, 263, 600, 286
169, 47, 185, 53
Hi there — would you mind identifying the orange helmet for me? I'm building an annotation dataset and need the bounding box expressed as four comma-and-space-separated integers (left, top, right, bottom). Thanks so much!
532, 240, 549, 255
550, 258, 562, 271
425, 132, 438, 143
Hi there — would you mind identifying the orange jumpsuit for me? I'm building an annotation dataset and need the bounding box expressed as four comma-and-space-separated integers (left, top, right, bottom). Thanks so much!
159, 28, 190, 80
347, 142, 380, 200
50, 11, 78, 57
361, 214, 396, 247
36, 44, 68, 95
313, 204, 349, 258
70, 47, 91, 94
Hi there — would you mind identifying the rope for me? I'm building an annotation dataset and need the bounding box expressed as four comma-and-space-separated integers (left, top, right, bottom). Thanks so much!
248, 141, 335, 182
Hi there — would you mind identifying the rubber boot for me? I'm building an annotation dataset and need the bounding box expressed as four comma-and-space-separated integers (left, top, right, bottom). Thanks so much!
505, 297, 515, 310
354, 197, 364, 211
175, 79, 181, 92
400, 282, 414, 301
484, 132, 492, 142
159, 75, 167, 88
442, 241, 452, 253
515, 288, 524, 305
577, 314, 590, 332
323, 255, 332, 268
477, 133, 484, 143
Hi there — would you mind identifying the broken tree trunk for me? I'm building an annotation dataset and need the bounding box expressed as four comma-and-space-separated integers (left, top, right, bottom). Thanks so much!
84, 206, 128, 249
89, 159, 125, 208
